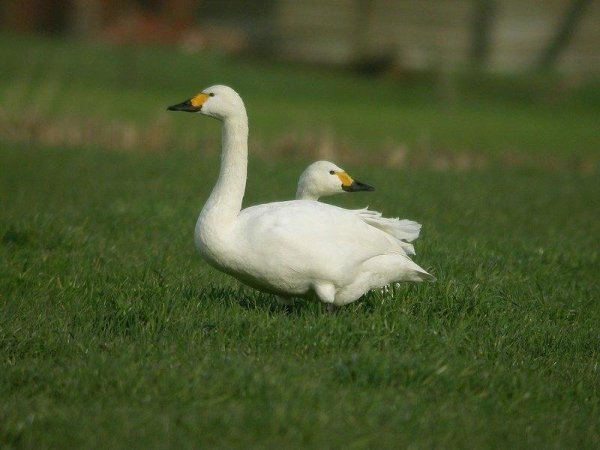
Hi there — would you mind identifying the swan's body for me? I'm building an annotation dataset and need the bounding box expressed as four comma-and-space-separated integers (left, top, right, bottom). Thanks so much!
169, 85, 434, 306
297, 160, 421, 255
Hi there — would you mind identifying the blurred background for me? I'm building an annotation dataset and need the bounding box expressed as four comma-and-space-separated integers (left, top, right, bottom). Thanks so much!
1, 0, 599, 171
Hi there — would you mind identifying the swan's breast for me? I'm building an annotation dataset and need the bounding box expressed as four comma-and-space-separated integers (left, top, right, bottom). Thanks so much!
194, 215, 236, 268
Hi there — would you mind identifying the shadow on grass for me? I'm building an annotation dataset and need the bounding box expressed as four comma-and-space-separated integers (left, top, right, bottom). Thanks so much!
199, 283, 418, 316
202, 284, 314, 316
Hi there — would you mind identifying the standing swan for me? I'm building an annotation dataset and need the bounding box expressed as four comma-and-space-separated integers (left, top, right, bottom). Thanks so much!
168, 85, 434, 306
296, 160, 422, 255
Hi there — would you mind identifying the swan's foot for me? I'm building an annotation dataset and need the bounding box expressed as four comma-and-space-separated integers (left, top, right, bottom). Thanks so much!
326, 303, 337, 314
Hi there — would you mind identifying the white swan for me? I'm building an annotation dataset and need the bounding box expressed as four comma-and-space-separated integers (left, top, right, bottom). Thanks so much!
168, 85, 435, 306
296, 160, 421, 255
296, 160, 375, 201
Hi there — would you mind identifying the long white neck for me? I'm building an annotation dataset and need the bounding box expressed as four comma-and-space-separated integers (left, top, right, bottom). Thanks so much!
200, 114, 249, 225
295, 185, 319, 201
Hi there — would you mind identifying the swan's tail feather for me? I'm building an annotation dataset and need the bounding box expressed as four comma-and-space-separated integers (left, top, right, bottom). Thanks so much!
398, 241, 416, 256
415, 270, 436, 282
393, 219, 422, 242
363, 253, 436, 291
398, 254, 436, 282
354, 208, 422, 243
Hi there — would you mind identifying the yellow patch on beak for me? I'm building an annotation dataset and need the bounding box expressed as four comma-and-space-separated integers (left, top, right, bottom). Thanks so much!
191, 93, 210, 108
336, 172, 354, 187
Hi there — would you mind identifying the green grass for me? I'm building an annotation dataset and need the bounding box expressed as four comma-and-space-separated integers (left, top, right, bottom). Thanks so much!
1, 34, 599, 161
1, 143, 599, 449
1, 34, 600, 448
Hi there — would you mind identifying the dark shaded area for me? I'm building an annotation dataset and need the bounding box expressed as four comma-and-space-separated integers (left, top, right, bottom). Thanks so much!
470, 0, 496, 68
538, 0, 594, 69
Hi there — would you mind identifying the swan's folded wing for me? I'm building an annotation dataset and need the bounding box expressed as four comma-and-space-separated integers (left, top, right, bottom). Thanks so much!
236, 201, 411, 279
353, 208, 421, 242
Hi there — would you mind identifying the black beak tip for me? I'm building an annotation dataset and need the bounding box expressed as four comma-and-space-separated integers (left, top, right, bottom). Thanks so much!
342, 181, 375, 193
354, 181, 375, 192
167, 100, 197, 112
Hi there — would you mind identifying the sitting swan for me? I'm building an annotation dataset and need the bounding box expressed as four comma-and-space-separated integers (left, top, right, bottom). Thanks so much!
296, 160, 421, 255
295, 160, 375, 200
168, 85, 435, 306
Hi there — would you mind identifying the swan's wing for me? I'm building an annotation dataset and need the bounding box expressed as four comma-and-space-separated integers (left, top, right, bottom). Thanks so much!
352, 208, 421, 243
235, 200, 409, 280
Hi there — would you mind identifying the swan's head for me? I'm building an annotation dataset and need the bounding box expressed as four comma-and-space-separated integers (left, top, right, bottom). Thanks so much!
167, 85, 245, 120
297, 161, 375, 200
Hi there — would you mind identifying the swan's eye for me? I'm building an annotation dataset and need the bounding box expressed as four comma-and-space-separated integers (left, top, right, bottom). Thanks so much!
209, 93, 215, 97
329, 170, 335, 175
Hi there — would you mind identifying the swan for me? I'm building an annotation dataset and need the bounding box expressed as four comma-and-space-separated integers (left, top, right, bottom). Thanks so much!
295, 160, 375, 201
296, 160, 422, 255
168, 85, 435, 306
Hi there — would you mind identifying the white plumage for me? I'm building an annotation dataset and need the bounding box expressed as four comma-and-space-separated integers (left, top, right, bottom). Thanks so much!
168, 85, 434, 306
296, 160, 421, 255
295, 160, 374, 201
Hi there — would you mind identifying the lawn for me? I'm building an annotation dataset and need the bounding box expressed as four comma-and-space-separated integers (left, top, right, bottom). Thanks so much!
1, 35, 600, 449
1, 34, 599, 164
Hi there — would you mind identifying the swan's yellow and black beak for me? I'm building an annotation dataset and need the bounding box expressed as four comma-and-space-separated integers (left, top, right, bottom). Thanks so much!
337, 172, 375, 192
167, 93, 210, 112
